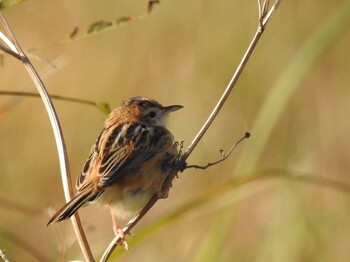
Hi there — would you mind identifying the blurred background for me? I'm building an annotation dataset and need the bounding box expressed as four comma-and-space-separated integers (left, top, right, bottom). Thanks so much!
1, 0, 350, 261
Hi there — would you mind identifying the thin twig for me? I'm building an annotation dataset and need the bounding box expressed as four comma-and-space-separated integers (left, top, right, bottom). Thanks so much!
0, 30, 16, 52
262, 0, 281, 26
0, 42, 21, 60
0, 90, 95, 105
100, 1, 283, 260
0, 250, 9, 262
0, 12, 94, 261
0, 90, 111, 114
186, 132, 250, 170
0, 90, 111, 116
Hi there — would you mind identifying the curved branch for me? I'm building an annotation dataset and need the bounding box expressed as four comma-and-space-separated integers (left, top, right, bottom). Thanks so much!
186, 132, 250, 170
0, 11, 94, 261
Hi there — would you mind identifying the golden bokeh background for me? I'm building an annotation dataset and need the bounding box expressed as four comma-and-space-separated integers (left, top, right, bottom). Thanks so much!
1, 0, 350, 261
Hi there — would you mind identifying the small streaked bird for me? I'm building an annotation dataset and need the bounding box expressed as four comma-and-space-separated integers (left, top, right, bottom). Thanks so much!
48, 96, 183, 246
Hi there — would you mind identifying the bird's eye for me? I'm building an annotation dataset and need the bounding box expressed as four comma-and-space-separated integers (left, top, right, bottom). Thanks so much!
148, 111, 157, 119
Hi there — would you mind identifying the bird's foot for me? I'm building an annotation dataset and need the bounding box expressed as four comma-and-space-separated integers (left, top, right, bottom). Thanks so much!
113, 225, 129, 250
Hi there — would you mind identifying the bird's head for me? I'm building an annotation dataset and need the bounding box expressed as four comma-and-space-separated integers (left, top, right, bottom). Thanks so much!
107, 96, 183, 127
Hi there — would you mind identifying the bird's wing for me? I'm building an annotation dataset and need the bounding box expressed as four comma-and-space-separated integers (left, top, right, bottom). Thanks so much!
76, 123, 171, 190
76, 131, 102, 191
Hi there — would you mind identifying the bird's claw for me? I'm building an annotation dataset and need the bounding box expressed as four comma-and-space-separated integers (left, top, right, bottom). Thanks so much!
114, 226, 130, 250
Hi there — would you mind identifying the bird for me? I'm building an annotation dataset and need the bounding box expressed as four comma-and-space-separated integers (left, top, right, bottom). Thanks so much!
47, 96, 183, 247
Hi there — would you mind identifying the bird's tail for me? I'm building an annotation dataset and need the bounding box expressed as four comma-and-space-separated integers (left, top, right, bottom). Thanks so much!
47, 189, 97, 226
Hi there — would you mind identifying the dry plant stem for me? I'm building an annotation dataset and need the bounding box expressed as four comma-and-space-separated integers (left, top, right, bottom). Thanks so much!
186, 132, 250, 170
0, 90, 97, 107
0, 11, 94, 262
101, 1, 282, 260
0, 42, 21, 59
0, 250, 9, 262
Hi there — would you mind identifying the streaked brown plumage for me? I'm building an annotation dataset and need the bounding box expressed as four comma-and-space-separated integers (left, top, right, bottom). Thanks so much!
48, 96, 182, 245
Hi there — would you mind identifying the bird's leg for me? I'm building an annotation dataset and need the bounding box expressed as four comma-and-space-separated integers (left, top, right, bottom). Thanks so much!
109, 206, 129, 250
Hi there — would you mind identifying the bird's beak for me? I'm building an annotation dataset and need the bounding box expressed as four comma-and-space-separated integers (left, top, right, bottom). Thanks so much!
163, 105, 183, 114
